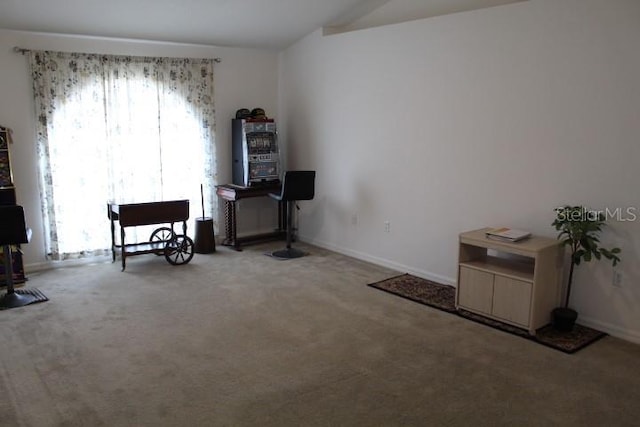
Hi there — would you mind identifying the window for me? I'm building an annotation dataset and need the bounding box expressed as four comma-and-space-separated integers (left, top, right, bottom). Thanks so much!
29, 51, 217, 260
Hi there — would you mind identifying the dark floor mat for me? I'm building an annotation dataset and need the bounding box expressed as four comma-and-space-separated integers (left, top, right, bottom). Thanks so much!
368, 273, 606, 354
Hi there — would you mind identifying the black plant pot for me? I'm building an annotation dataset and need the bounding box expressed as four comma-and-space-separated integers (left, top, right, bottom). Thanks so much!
552, 307, 578, 332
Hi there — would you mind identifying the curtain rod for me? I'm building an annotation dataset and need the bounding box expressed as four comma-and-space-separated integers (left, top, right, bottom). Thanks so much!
13, 46, 221, 63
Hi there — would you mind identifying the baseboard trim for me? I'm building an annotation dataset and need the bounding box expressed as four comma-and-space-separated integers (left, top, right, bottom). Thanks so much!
576, 315, 640, 345
26, 256, 112, 273
300, 235, 455, 287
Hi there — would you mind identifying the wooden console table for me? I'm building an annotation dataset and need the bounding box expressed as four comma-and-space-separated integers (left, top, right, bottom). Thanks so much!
215, 184, 286, 250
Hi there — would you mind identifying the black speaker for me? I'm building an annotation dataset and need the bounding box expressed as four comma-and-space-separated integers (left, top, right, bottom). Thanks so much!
0, 188, 16, 206
0, 205, 29, 244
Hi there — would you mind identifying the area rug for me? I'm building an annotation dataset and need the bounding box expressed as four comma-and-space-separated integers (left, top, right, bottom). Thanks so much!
368, 274, 457, 313
368, 274, 606, 354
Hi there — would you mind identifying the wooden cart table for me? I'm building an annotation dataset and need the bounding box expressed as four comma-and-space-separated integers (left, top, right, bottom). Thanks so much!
107, 200, 194, 271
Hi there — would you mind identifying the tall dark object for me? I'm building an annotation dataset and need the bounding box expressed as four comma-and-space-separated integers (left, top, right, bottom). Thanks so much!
194, 184, 216, 254
0, 205, 38, 308
0, 126, 26, 286
232, 118, 280, 187
268, 171, 315, 259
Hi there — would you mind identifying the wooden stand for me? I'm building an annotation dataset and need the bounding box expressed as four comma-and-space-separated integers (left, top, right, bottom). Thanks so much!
216, 184, 286, 251
456, 228, 564, 335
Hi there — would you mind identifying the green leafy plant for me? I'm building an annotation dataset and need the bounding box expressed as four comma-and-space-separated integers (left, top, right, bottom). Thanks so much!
552, 205, 621, 308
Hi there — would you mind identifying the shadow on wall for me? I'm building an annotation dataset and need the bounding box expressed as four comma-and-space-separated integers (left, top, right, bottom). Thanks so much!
298, 176, 379, 248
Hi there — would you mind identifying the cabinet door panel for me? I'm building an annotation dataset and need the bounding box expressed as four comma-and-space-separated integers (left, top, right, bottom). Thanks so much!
492, 276, 531, 327
458, 266, 494, 315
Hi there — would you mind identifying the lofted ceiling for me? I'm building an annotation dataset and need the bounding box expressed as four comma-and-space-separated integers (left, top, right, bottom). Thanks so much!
0, 0, 527, 50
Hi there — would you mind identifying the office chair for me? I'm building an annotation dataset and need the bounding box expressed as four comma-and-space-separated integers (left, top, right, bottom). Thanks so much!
269, 170, 316, 259
0, 205, 38, 309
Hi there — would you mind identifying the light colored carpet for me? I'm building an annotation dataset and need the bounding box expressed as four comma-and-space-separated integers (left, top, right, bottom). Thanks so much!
1, 241, 639, 426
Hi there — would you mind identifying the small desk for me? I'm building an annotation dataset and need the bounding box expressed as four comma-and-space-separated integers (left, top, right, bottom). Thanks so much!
215, 183, 286, 250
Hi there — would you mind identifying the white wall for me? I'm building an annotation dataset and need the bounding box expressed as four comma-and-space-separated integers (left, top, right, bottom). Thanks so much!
279, 0, 640, 342
0, 29, 280, 267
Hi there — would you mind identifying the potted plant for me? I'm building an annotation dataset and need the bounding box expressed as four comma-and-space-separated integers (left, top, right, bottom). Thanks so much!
551, 205, 621, 331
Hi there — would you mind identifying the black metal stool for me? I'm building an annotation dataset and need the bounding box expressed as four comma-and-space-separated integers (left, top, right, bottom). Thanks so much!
0, 205, 37, 309
268, 171, 316, 259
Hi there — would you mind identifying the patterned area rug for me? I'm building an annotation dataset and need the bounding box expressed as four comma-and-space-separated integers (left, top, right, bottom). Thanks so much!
368, 274, 606, 354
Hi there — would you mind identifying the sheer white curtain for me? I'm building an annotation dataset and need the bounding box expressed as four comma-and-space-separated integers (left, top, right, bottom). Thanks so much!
29, 51, 217, 260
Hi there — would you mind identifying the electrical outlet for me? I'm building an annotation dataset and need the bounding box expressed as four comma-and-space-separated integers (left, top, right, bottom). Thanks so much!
613, 270, 623, 288
384, 221, 390, 233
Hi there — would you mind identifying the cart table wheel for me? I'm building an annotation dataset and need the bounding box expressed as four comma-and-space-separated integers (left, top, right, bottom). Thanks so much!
150, 227, 174, 255
165, 235, 195, 265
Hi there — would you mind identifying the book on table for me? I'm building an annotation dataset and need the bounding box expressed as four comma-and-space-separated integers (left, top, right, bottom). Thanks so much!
485, 227, 531, 242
